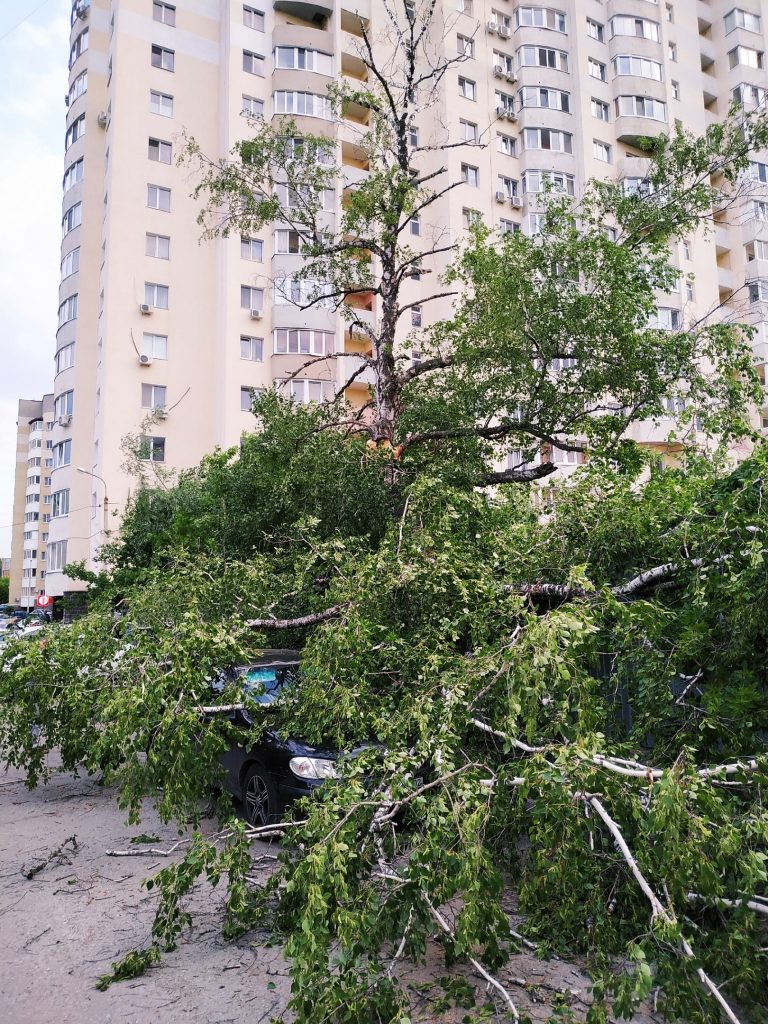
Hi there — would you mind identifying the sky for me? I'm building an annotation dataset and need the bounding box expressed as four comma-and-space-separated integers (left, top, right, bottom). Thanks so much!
0, 0, 70, 559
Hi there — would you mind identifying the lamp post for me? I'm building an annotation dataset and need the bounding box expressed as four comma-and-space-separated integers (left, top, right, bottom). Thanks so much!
75, 467, 109, 535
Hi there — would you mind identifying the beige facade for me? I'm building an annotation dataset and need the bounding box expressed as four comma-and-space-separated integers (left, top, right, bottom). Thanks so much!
42, 0, 768, 596
9, 396, 56, 609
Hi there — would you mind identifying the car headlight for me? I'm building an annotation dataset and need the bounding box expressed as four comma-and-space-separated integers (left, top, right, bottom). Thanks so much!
289, 756, 338, 780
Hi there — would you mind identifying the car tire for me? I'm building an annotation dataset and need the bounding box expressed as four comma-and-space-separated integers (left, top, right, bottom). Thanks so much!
241, 764, 280, 828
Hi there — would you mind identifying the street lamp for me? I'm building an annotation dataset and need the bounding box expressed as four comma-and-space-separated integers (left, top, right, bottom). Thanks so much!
76, 467, 109, 533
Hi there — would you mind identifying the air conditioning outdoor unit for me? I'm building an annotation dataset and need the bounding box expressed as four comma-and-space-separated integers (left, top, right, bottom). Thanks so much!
140, 303, 152, 315
58, 415, 72, 428
511, 196, 523, 209
495, 191, 507, 203
250, 308, 263, 320
505, 72, 517, 83
138, 353, 153, 366
155, 409, 168, 420
496, 104, 507, 118
493, 65, 504, 77
486, 20, 498, 32
499, 25, 511, 37
97, 111, 108, 128
505, 110, 518, 122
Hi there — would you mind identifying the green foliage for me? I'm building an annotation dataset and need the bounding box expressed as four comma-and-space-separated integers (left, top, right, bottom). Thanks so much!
0, 576, 8, 604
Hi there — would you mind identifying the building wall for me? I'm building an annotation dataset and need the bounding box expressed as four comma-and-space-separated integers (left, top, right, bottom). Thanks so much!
42, 0, 768, 595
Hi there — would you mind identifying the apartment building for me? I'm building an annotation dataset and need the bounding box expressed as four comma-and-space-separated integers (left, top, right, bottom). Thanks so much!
44, 0, 768, 599
9, 396, 56, 609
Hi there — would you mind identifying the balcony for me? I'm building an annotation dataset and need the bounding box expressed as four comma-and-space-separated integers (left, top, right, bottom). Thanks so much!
615, 114, 666, 148
274, 0, 333, 25
752, 340, 768, 366
714, 224, 732, 256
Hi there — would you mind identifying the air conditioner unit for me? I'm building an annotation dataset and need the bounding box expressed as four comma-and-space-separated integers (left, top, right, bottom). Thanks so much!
496, 104, 507, 118
505, 72, 517, 83
511, 196, 523, 209
499, 25, 512, 37
140, 303, 152, 315
58, 415, 72, 427
138, 353, 153, 366
505, 110, 518, 122
493, 64, 504, 77
250, 308, 263, 320
97, 111, 108, 128
155, 409, 168, 420
495, 190, 507, 203
486, 20, 498, 32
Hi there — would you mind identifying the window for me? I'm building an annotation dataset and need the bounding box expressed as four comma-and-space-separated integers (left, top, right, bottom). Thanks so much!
522, 169, 575, 195
240, 387, 257, 412
146, 232, 170, 259
241, 285, 265, 310
276, 183, 334, 211
610, 16, 660, 41
460, 119, 478, 142
148, 138, 172, 163
241, 237, 264, 260
490, 10, 512, 31
651, 307, 682, 330
242, 95, 264, 118
54, 391, 74, 419
616, 96, 667, 121
516, 7, 566, 32
495, 90, 515, 113
685, 281, 695, 302
52, 440, 72, 468
410, 215, 421, 236
280, 379, 333, 404
141, 383, 167, 409
666, 4, 674, 22
275, 47, 333, 73
587, 58, 606, 81
274, 229, 311, 254
243, 49, 266, 75
411, 305, 423, 327
734, 83, 768, 107
153, 1, 176, 25
729, 46, 764, 69
240, 335, 264, 360
275, 278, 333, 307
552, 446, 584, 466
497, 174, 518, 198
523, 128, 573, 153
243, 4, 265, 29
725, 8, 761, 33
462, 207, 482, 229
145, 282, 169, 309
61, 248, 80, 280
67, 70, 87, 105
150, 90, 174, 116
51, 489, 70, 518
151, 45, 175, 71
457, 0, 473, 13
622, 176, 655, 197
682, 240, 691, 260
497, 133, 516, 156
142, 333, 168, 359
668, 42, 677, 62
62, 158, 84, 192
274, 328, 333, 355
273, 91, 332, 118
409, 126, 419, 147
519, 86, 570, 113
461, 163, 479, 186
57, 295, 78, 327
147, 184, 171, 211
55, 343, 75, 374
586, 18, 604, 41
671, 80, 680, 100
140, 436, 166, 462
69, 28, 88, 69
747, 240, 768, 262
492, 50, 514, 76
593, 140, 611, 162
518, 46, 569, 72
65, 114, 85, 150
613, 55, 663, 80
47, 541, 68, 573
749, 280, 768, 303
499, 219, 519, 235
591, 98, 609, 121
458, 76, 476, 100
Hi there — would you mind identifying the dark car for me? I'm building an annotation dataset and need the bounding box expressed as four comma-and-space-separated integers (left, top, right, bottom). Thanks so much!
215, 650, 348, 827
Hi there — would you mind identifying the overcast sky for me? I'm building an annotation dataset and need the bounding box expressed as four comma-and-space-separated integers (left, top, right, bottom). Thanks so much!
0, 0, 70, 559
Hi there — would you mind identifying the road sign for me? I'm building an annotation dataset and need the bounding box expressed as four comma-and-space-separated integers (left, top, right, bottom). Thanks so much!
36, 594, 52, 608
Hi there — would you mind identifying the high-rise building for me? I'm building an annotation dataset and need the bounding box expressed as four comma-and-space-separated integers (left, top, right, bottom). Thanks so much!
45, 0, 768, 599
9, 396, 56, 609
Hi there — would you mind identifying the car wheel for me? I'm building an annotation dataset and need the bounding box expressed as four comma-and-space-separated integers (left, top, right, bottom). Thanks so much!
241, 764, 280, 827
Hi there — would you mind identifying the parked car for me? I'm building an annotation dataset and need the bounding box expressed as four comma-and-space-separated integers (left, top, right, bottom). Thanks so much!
213, 650, 359, 827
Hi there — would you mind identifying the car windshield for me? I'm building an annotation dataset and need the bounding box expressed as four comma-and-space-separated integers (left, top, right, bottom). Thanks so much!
242, 665, 298, 705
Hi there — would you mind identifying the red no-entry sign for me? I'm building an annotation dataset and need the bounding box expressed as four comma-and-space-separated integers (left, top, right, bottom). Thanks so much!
36, 595, 52, 608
